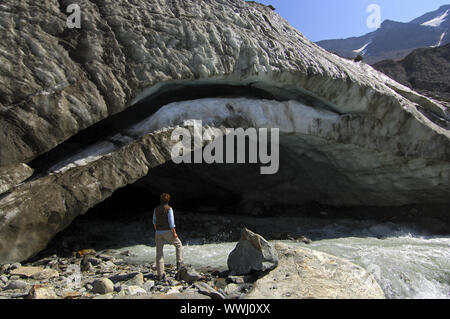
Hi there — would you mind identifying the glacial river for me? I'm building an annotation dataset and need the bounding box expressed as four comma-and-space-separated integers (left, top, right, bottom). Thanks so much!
103, 217, 450, 299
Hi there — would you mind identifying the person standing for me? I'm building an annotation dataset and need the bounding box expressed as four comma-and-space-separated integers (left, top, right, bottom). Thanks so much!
153, 193, 183, 280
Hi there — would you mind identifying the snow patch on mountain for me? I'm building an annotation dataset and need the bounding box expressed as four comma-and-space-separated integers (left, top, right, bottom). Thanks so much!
432, 32, 447, 47
421, 9, 449, 27
353, 42, 371, 54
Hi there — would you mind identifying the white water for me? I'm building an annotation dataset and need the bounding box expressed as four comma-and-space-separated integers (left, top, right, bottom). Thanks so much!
103, 217, 450, 299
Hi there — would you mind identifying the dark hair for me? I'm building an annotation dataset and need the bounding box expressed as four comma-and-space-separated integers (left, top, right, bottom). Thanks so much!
160, 193, 170, 204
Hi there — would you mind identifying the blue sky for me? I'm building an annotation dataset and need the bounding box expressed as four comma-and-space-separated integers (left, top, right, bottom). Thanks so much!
251, 0, 450, 41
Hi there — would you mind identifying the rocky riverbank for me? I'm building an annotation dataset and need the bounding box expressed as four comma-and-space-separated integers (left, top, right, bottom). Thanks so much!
0, 250, 249, 299
0, 228, 386, 299
0, 227, 283, 300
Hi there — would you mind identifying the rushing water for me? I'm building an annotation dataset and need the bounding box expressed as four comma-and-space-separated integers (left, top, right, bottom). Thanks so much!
100, 216, 449, 299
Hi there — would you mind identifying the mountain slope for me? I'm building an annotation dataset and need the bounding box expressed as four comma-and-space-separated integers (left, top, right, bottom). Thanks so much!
373, 43, 450, 104
317, 5, 450, 64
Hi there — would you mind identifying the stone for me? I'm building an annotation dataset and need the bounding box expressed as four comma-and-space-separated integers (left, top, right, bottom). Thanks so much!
80, 261, 95, 273
27, 285, 58, 299
151, 292, 211, 300
0, 275, 8, 284
62, 291, 82, 299
98, 261, 116, 272
166, 286, 183, 295
142, 280, 155, 292
93, 293, 115, 299
91, 278, 115, 295
118, 285, 147, 296
87, 257, 102, 266
109, 272, 141, 283
168, 279, 179, 287
215, 278, 228, 290
4, 280, 29, 290
9, 266, 44, 278
32, 257, 57, 267
75, 249, 96, 258
228, 275, 257, 285
298, 236, 313, 244
227, 228, 278, 275
98, 254, 115, 261
0, 0, 449, 264
8, 263, 21, 271
176, 267, 202, 284
244, 243, 385, 299
224, 283, 241, 297
194, 282, 226, 300
31, 268, 59, 280
0, 265, 8, 275
123, 273, 144, 286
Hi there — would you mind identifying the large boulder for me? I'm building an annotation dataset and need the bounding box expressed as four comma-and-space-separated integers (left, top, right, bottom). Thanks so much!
227, 228, 278, 275
245, 243, 385, 299
0, 0, 449, 262
91, 278, 115, 295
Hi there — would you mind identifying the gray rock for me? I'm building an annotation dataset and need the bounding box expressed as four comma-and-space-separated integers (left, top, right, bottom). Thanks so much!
245, 243, 385, 299
194, 282, 226, 300
228, 275, 257, 285
87, 257, 102, 266
227, 228, 278, 275
113, 293, 153, 299
98, 254, 115, 261
176, 267, 202, 284
80, 261, 94, 273
93, 293, 114, 299
8, 263, 21, 271
123, 273, 144, 286
91, 278, 115, 295
122, 286, 146, 295
32, 257, 56, 267
214, 278, 228, 290
0, 275, 8, 284
114, 282, 122, 292
98, 261, 116, 272
142, 280, 155, 292
0, 264, 9, 275
4, 280, 29, 290
31, 268, 59, 280
109, 272, 140, 283
224, 283, 241, 297
168, 279, 179, 287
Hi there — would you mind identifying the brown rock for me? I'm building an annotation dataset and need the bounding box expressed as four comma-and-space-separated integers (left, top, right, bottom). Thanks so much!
10, 266, 44, 278
62, 291, 82, 299
31, 268, 59, 280
27, 285, 58, 299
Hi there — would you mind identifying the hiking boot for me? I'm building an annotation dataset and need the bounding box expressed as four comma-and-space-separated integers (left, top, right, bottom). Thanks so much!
157, 273, 166, 281
176, 262, 185, 271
